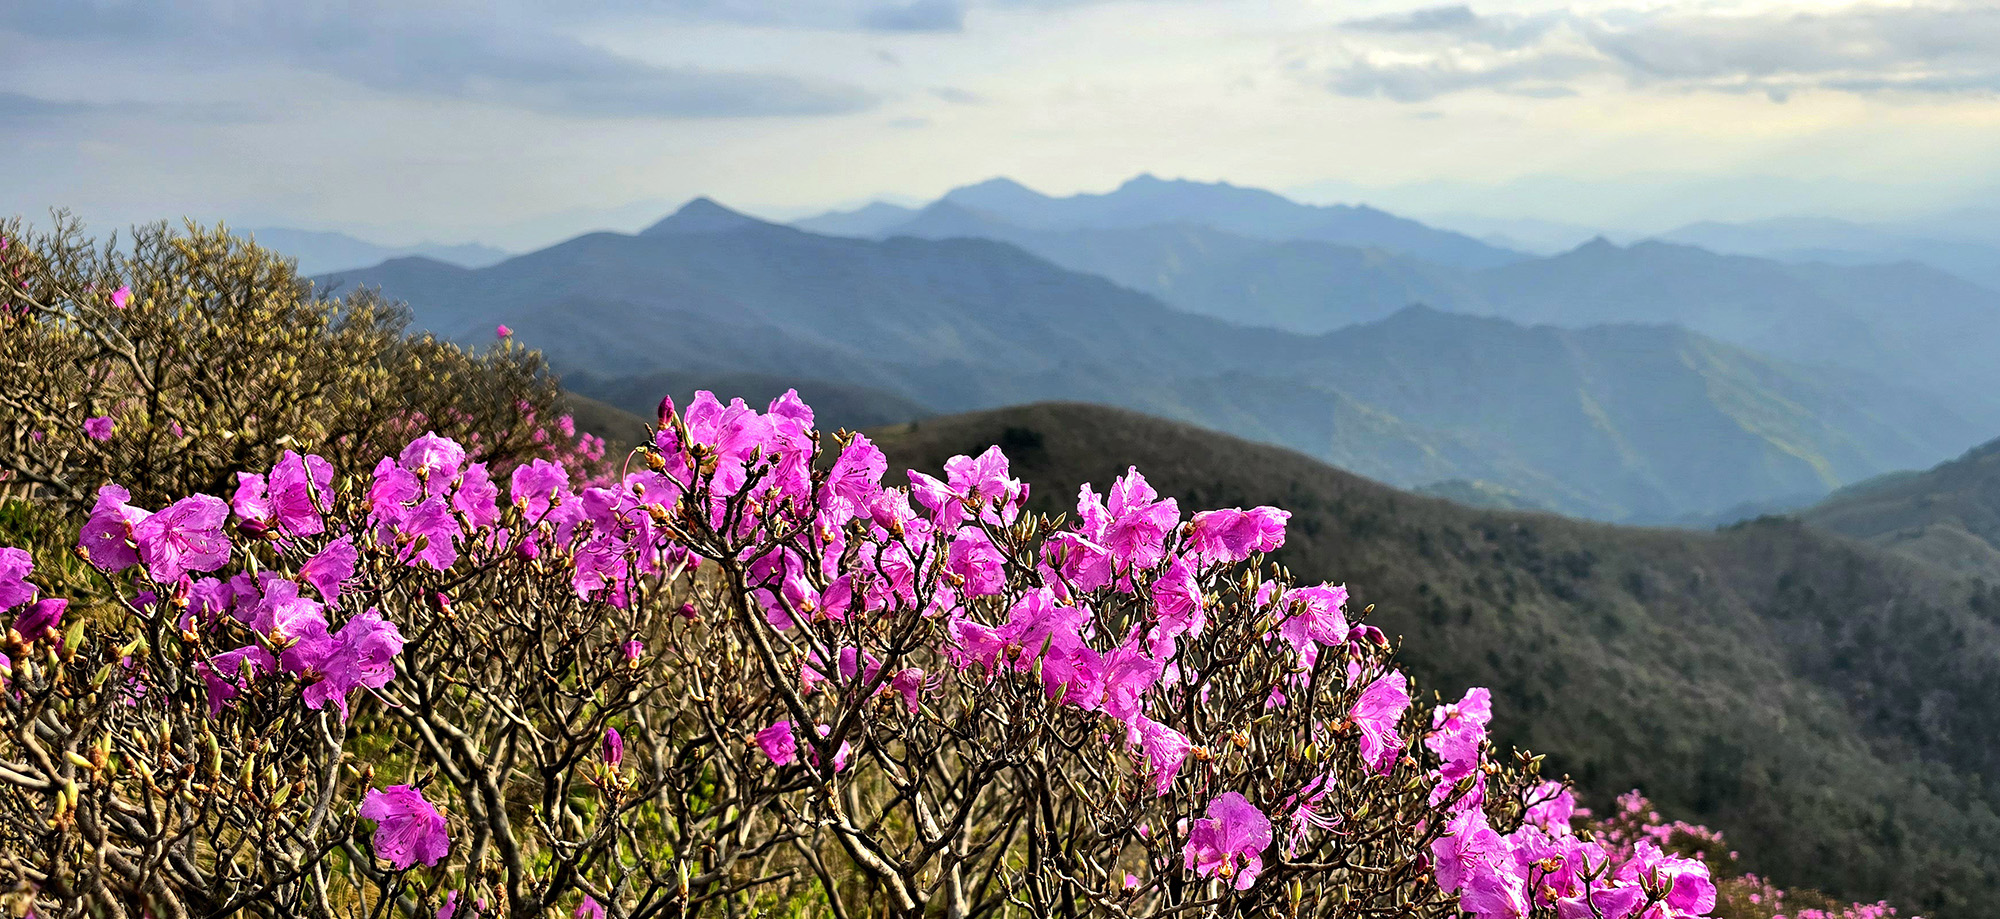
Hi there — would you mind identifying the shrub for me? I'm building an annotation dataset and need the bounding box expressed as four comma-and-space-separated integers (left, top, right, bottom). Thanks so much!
0, 215, 603, 515
0, 388, 1734, 918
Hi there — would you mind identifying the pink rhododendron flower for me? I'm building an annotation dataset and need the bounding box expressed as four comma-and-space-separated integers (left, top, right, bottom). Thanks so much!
300, 608, 405, 720
110, 285, 131, 309
575, 897, 605, 919
0, 547, 34, 611
1146, 554, 1203, 655
888, 667, 926, 713
197, 646, 275, 716
1133, 717, 1190, 795
945, 525, 1006, 597
1427, 686, 1492, 781
820, 433, 886, 525
1183, 792, 1272, 890
84, 416, 114, 441
1432, 808, 1526, 919
269, 451, 334, 536
1617, 843, 1717, 917
254, 580, 333, 671
1525, 780, 1578, 834
944, 445, 1026, 524
359, 784, 449, 869
1185, 506, 1290, 565
132, 494, 230, 583
231, 472, 272, 523
512, 459, 572, 521
454, 462, 500, 528
1043, 530, 1112, 596
300, 536, 359, 605
1276, 584, 1349, 667
1097, 637, 1164, 737
1103, 468, 1179, 570
1351, 670, 1410, 775
756, 721, 799, 765
495, 324, 512, 338
14, 599, 65, 644
400, 433, 468, 488
398, 497, 461, 570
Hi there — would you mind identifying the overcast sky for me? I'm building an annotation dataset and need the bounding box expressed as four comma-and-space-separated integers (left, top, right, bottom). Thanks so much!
3, 0, 1997, 247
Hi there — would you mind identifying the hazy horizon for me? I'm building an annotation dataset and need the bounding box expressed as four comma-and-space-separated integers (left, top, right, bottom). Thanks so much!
4, 1, 1998, 250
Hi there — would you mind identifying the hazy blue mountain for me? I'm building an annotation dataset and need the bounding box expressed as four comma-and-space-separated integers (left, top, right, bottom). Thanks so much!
819, 173, 1527, 268
324, 198, 1980, 523
1471, 238, 2000, 429
875, 201, 1477, 332
640, 196, 769, 235
1414, 214, 1615, 255
247, 227, 509, 275
791, 201, 920, 237
866, 202, 2000, 395
1899, 206, 2000, 248
1656, 217, 2000, 291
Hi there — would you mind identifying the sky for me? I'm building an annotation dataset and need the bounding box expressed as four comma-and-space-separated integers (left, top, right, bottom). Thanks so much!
3, 0, 1998, 249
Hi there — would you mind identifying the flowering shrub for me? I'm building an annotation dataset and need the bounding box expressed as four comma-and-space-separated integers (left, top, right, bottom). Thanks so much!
0, 217, 603, 516
0, 388, 1733, 917
1583, 793, 1912, 919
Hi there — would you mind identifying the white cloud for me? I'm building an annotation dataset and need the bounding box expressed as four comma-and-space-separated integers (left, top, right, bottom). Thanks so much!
1307, 2, 2000, 102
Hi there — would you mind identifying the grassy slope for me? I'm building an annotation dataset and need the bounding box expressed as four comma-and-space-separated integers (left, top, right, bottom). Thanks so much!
869, 402, 2000, 917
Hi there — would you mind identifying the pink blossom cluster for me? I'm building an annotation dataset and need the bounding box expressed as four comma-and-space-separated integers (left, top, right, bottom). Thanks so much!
1422, 693, 1717, 919
11, 388, 1745, 912
1586, 796, 1918, 919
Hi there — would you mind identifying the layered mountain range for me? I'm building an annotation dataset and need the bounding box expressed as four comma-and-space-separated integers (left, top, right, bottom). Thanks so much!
817, 179, 2000, 433
319, 175, 2000, 524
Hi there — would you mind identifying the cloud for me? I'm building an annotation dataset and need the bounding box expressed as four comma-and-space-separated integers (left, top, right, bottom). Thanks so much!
861, 0, 965, 32
0, 3, 876, 119
1306, 2, 2000, 103
302, 25, 875, 117
930, 86, 988, 105
0, 93, 125, 119
0, 91, 264, 124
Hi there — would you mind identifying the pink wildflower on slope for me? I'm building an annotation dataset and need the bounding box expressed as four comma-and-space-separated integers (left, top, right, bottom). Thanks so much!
1351, 670, 1411, 775
0, 547, 35, 611
359, 784, 449, 869
1183, 792, 1273, 890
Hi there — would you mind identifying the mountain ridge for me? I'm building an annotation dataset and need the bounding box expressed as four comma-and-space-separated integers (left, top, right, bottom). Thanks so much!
318, 201, 1981, 523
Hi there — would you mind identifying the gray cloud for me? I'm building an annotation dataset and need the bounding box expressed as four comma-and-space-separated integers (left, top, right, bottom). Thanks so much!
930, 86, 988, 105
0, 3, 876, 119
297, 24, 874, 117
1312, 2, 2000, 102
0, 92, 126, 119
861, 0, 965, 32
0, 90, 265, 124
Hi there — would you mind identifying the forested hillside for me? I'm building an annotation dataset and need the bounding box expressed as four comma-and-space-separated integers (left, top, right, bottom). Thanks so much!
873, 402, 2000, 917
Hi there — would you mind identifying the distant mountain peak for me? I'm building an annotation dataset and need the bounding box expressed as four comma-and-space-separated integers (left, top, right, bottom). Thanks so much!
957, 176, 1038, 195
642, 197, 768, 236
942, 177, 1053, 211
